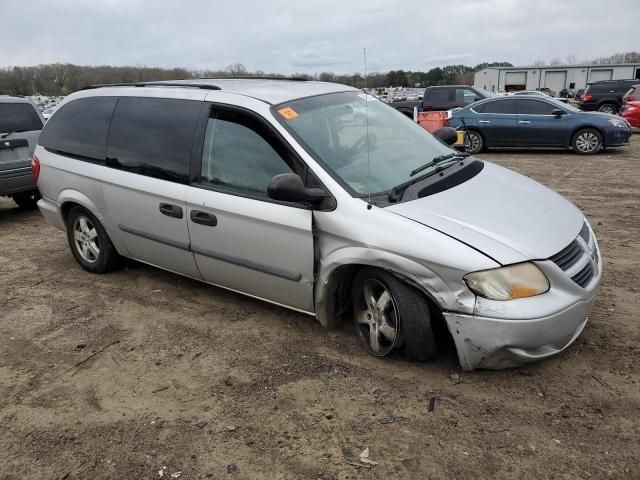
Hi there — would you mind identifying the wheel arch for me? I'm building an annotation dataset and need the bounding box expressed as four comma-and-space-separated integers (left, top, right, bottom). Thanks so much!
314, 249, 462, 329
570, 125, 606, 148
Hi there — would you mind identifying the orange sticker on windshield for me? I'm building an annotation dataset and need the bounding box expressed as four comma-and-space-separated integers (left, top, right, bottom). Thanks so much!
278, 107, 299, 120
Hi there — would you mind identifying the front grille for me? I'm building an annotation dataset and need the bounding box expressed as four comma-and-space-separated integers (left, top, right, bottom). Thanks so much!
579, 222, 590, 244
572, 263, 595, 287
549, 240, 583, 271
548, 221, 599, 289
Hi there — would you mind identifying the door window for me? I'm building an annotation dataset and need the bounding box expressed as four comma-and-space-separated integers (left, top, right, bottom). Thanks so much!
455, 88, 479, 105
106, 97, 201, 183
517, 99, 558, 115
481, 99, 517, 114
0, 103, 42, 134
429, 89, 450, 103
200, 109, 296, 198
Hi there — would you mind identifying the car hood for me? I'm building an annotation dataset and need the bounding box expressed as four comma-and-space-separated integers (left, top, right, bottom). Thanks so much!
386, 161, 584, 265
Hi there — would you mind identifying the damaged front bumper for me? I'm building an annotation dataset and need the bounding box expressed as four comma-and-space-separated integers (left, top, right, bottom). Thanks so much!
444, 293, 596, 370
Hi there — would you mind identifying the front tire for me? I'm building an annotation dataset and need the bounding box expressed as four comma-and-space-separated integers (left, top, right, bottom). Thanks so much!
352, 268, 437, 362
66, 206, 121, 273
12, 190, 41, 210
597, 103, 617, 114
464, 130, 484, 154
572, 128, 603, 155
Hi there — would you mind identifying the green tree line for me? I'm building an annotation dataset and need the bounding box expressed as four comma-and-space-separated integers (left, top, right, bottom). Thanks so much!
0, 62, 514, 96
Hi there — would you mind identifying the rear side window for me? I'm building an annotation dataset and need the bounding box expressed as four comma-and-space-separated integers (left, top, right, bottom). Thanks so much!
39, 97, 117, 161
200, 109, 295, 198
481, 100, 516, 114
517, 99, 557, 115
106, 97, 201, 184
0, 103, 43, 134
429, 89, 450, 103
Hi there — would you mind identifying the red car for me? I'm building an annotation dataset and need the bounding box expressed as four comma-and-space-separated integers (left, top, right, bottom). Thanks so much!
620, 101, 640, 128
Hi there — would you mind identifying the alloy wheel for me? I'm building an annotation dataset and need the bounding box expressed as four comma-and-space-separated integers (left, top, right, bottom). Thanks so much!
465, 132, 482, 154
73, 216, 100, 263
599, 105, 615, 114
575, 132, 600, 153
355, 279, 399, 356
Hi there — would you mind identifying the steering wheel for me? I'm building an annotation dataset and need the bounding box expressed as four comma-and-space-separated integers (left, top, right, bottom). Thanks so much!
353, 132, 376, 153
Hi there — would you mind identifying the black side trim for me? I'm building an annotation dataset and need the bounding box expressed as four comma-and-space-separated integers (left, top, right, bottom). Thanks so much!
0, 166, 32, 180
191, 246, 302, 282
118, 224, 190, 251
117, 224, 302, 282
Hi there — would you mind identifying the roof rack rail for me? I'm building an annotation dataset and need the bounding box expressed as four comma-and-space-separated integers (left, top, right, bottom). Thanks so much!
81, 82, 221, 91
199, 76, 310, 82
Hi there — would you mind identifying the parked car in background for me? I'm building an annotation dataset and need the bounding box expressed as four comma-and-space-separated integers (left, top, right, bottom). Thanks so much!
579, 79, 638, 114
559, 88, 576, 98
447, 95, 631, 155
622, 84, 640, 105
620, 101, 640, 128
0, 96, 44, 209
42, 105, 58, 121
536, 87, 556, 97
34, 78, 601, 370
574, 89, 585, 102
391, 85, 493, 117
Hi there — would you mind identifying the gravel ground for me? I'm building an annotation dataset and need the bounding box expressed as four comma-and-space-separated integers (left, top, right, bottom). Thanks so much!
1, 140, 639, 480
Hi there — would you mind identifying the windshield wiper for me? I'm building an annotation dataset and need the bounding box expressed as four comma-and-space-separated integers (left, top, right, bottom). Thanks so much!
388, 152, 470, 202
410, 152, 469, 177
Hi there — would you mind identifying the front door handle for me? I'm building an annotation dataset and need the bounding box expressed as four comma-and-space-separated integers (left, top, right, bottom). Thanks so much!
190, 210, 218, 227
159, 203, 183, 219
478, 120, 491, 124
518, 120, 531, 124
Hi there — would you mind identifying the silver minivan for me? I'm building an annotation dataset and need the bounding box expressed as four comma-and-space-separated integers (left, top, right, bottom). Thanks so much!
34, 79, 602, 370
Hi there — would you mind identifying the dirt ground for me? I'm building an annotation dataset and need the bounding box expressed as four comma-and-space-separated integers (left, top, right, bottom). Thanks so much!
1, 140, 639, 480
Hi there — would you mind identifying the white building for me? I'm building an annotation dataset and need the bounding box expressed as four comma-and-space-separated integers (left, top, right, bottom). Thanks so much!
474, 63, 640, 93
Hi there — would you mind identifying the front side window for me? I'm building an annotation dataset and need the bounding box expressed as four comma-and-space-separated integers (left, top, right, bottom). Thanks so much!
517, 99, 557, 115
200, 109, 295, 198
0, 103, 43, 135
456, 88, 479, 105
106, 97, 201, 183
273, 92, 453, 196
482, 99, 517, 114
38, 96, 116, 160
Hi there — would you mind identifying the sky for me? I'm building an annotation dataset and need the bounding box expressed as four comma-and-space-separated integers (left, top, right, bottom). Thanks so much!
1, 0, 638, 74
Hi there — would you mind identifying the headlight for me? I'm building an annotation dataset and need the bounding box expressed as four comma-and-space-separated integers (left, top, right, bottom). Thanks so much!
608, 118, 628, 128
464, 262, 550, 301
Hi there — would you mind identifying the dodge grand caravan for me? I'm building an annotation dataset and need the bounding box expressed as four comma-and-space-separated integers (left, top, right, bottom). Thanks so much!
34, 79, 602, 370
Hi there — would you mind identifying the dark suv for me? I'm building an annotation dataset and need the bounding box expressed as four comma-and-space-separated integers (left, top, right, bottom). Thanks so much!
0, 96, 44, 209
580, 79, 639, 114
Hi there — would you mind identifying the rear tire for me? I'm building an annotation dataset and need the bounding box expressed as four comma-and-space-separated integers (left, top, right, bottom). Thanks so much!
352, 268, 438, 362
65, 206, 121, 273
464, 130, 484, 154
572, 128, 603, 155
598, 103, 617, 115
12, 190, 41, 210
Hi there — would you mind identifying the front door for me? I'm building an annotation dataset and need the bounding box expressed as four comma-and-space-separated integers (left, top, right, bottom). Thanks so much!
186, 106, 316, 312
516, 99, 567, 147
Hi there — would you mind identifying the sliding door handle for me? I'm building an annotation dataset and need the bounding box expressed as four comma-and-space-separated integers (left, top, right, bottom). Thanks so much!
159, 203, 183, 219
190, 210, 218, 227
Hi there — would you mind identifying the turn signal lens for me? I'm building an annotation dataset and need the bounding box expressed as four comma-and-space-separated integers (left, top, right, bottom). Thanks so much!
464, 262, 550, 301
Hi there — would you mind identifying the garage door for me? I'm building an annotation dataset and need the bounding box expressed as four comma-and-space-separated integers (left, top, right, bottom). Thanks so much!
504, 72, 527, 91
544, 71, 567, 94
590, 69, 613, 82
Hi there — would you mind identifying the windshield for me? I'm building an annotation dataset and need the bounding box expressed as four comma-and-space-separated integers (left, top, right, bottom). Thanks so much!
475, 87, 496, 98
273, 91, 453, 196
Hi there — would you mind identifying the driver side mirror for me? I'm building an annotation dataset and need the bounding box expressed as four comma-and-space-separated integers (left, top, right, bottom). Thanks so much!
552, 109, 566, 117
433, 127, 458, 146
267, 173, 328, 204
